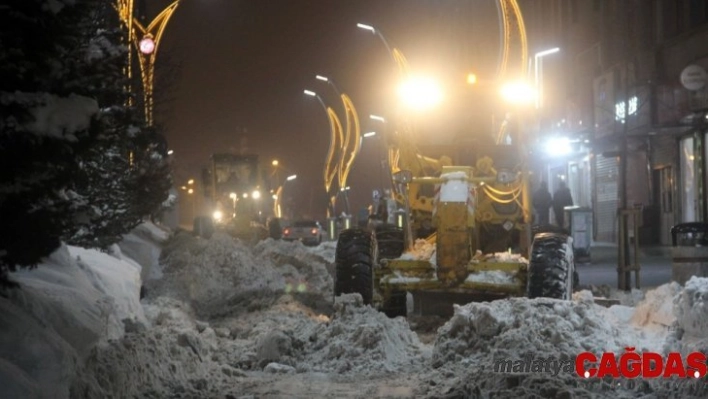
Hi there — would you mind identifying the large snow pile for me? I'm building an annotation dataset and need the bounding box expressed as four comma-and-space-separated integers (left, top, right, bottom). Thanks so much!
304, 239, 337, 264
153, 232, 335, 317
420, 283, 708, 398
302, 294, 427, 374
253, 238, 335, 310
0, 223, 161, 399
431, 291, 631, 367
74, 293, 426, 397
153, 232, 285, 318
674, 276, 708, 339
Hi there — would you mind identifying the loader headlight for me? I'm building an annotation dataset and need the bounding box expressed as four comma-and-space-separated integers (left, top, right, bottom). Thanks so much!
213, 210, 223, 221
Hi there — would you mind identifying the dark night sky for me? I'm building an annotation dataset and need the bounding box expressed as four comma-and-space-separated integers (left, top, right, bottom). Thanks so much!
147, 0, 500, 220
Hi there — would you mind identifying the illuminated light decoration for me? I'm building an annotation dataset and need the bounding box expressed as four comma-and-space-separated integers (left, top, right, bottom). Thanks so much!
398, 76, 443, 110
139, 35, 155, 55
131, 1, 180, 126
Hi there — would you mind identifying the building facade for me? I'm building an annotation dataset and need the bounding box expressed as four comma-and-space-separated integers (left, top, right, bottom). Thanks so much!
524, 0, 708, 245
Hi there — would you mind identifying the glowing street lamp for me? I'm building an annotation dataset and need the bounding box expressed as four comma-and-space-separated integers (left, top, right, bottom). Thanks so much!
314, 74, 360, 216
304, 89, 344, 217
357, 22, 410, 77
534, 47, 560, 109
274, 175, 298, 218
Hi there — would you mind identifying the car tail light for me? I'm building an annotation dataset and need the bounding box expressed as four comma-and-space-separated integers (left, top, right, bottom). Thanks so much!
283, 228, 290, 236
311, 228, 318, 235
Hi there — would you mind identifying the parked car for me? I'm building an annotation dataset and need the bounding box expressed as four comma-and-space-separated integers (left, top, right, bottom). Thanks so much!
282, 220, 327, 245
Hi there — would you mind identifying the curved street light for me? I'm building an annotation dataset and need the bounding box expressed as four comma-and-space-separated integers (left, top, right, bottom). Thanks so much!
304, 89, 344, 217
314, 74, 361, 216
273, 174, 297, 218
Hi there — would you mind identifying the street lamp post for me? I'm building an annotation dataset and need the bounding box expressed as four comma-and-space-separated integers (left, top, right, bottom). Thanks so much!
534, 47, 560, 109
304, 89, 343, 218
314, 74, 361, 217
369, 114, 392, 195
273, 174, 297, 219
356, 23, 409, 75
229, 192, 237, 218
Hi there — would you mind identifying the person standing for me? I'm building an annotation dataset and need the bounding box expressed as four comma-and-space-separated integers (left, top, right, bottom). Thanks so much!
552, 181, 574, 228
532, 181, 552, 225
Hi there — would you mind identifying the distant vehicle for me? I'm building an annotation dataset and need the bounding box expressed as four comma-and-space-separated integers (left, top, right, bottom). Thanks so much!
196, 153, 275, 241
282, 220, 327, 245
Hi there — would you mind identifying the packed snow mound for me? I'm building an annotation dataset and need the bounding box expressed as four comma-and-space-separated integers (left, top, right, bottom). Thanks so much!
253, 238, 334, 301
155, 232, 285, 318
305, 239, 337, 264
74, 293, 427, 398
303, 294, 427, 374
422, 287, 697, 399
155, 232, 336, 318
631, 282, 680, 329
674, 276, 708, 338
74, 295, 268, 399
432, 294, 630, 366
117, 222, 169, 282
0, 224, 154, 399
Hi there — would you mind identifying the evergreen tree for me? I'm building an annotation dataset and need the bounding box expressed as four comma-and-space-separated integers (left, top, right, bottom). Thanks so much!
66, 3, 172, 249
0, 0, 173, 287
0, 0, 102, 288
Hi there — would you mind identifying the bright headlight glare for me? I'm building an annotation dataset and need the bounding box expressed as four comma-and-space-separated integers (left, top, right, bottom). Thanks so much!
213, 210, 223, 221
545, 137, 572, 156
500, 81, 536, 104
251, 190, 261, 199
398, 76, 443, 110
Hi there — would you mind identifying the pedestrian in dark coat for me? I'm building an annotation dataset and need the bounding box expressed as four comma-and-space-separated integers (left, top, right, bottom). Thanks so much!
552, 181, 574, 228
532, 181, 552, 225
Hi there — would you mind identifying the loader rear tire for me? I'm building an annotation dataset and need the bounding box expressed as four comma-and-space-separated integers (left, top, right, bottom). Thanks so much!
527, 232, 574, 300
335, 228, 375, 305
